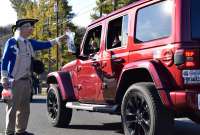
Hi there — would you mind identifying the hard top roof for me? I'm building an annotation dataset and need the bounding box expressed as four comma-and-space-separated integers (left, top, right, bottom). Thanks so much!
88, 0, 152, 27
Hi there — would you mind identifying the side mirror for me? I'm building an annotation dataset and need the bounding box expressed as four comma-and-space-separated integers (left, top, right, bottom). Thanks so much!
71, 47, 88, 60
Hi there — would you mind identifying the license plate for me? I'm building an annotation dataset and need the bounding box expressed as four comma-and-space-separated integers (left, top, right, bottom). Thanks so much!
183, 70, 200, 84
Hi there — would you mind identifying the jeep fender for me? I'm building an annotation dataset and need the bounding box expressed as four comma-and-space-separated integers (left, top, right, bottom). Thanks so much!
47, 71, 76, 101
116, 60, 173, 107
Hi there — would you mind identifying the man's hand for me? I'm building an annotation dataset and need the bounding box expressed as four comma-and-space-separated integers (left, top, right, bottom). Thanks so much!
61, 34, 68, 41
1, 78, 9, 89
58, 34, 68, 42
54, 34, 68, 45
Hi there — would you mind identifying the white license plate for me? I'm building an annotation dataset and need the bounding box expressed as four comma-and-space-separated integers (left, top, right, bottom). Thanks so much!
183, 70, 200, 84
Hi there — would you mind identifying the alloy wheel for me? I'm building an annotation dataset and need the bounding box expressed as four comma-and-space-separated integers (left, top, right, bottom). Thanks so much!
124, 94, 151, 135
47, 90, 58, 120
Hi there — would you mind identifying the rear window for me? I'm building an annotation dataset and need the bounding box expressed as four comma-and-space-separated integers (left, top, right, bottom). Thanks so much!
191, 0, 200, 39
135, 0, 173, 43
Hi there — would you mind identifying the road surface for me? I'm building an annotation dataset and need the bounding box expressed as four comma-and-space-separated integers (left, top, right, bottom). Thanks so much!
0, 95, 200, 135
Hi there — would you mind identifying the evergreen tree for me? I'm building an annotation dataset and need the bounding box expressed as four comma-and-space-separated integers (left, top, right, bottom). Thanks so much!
10, 0, 32, 18
91, 0, 137, 20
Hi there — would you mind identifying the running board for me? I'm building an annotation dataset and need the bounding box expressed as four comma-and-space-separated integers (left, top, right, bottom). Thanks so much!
66, 102, 118, 113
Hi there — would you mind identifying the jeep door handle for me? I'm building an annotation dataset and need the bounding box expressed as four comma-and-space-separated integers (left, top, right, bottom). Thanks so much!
77, 66, 81, 72
112, 58, 125, 64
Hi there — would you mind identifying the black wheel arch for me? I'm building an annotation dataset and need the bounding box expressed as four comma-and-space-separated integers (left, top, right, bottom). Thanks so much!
116, 68, 153, 105
115, 61, 175, 109
47, 71, 76, 101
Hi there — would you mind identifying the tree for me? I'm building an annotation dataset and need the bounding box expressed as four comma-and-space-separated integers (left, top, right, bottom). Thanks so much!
91, 0, 137, 20
10, 0, 32, 18
0, 25, 12, 52
74, 27, 86, 46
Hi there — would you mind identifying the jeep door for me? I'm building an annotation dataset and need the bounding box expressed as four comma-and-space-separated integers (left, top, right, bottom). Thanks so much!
77, 25, 103, 103
97, 14, 129, 103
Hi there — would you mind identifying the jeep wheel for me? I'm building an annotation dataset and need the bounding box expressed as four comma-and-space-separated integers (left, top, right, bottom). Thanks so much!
121, 82, 173, 135
47, 84, 72, 127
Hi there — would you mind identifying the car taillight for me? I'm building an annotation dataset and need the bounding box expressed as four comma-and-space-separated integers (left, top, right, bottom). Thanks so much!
174, 49, 199, 68
185, 50, 196, 67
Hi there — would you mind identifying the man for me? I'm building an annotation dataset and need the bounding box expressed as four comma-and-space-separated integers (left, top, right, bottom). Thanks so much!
1, 19, 67, 135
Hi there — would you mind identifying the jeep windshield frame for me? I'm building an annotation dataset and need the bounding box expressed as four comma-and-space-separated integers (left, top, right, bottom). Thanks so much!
191, 0, 200, 39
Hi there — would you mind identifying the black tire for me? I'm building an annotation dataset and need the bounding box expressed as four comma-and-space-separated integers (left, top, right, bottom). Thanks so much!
121, 82, 174, 135
189, 111, 200, 124
47, 84, 72, 127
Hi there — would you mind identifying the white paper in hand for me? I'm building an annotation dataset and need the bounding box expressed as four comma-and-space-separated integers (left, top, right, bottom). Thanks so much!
66, 31, 76, 53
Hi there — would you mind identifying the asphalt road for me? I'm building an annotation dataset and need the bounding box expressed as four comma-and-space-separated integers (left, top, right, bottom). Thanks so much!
0, 95, 200, 135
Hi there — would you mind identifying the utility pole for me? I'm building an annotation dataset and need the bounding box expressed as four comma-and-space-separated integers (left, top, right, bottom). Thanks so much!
54, 0, 59, 70
45, 0, 51, 72
112, 0, 117, 11
60, 18, 63, 66
47, 17, 51, 72
100, 0, 103, 17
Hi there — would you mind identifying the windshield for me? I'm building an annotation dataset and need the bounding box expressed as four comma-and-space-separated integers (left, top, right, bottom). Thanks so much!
191, 0, 200, 39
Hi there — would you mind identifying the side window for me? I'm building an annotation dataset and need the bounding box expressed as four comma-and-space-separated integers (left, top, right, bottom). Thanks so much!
135, 0, 172, 43
83, 26, 102, 56
107, 15, 129, 49
122, 15, 129, 46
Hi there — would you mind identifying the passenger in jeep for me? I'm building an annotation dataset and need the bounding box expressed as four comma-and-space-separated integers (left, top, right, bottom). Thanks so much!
112, 34, 121, 48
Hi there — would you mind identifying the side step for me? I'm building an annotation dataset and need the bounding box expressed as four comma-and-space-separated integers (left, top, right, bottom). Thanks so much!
66, 102, 118, 113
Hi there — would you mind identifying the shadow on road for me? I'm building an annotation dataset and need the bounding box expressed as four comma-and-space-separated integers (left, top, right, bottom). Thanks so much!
174, 120, 200, 135
68, 122, 123, 134
64, 120, 200, 135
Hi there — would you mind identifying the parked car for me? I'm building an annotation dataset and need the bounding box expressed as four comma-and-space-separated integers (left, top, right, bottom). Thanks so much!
46, 0, 200, 135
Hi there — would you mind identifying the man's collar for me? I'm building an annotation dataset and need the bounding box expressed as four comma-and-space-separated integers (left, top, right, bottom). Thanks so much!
15, 36, 26, 42
14, 30, 27, 42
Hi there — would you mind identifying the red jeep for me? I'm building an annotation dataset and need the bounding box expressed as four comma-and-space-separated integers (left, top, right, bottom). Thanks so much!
46, 0, 200, 135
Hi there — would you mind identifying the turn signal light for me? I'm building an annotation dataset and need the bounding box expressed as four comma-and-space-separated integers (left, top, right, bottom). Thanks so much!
174, 49, 198, 68
185, 50, 196, 67
185, 51, 194, 57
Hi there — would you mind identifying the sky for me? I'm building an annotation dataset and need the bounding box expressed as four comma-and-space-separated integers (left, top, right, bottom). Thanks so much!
68, 0, 96, 27
0, 0, 96, 27
0, 1, 17, 26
